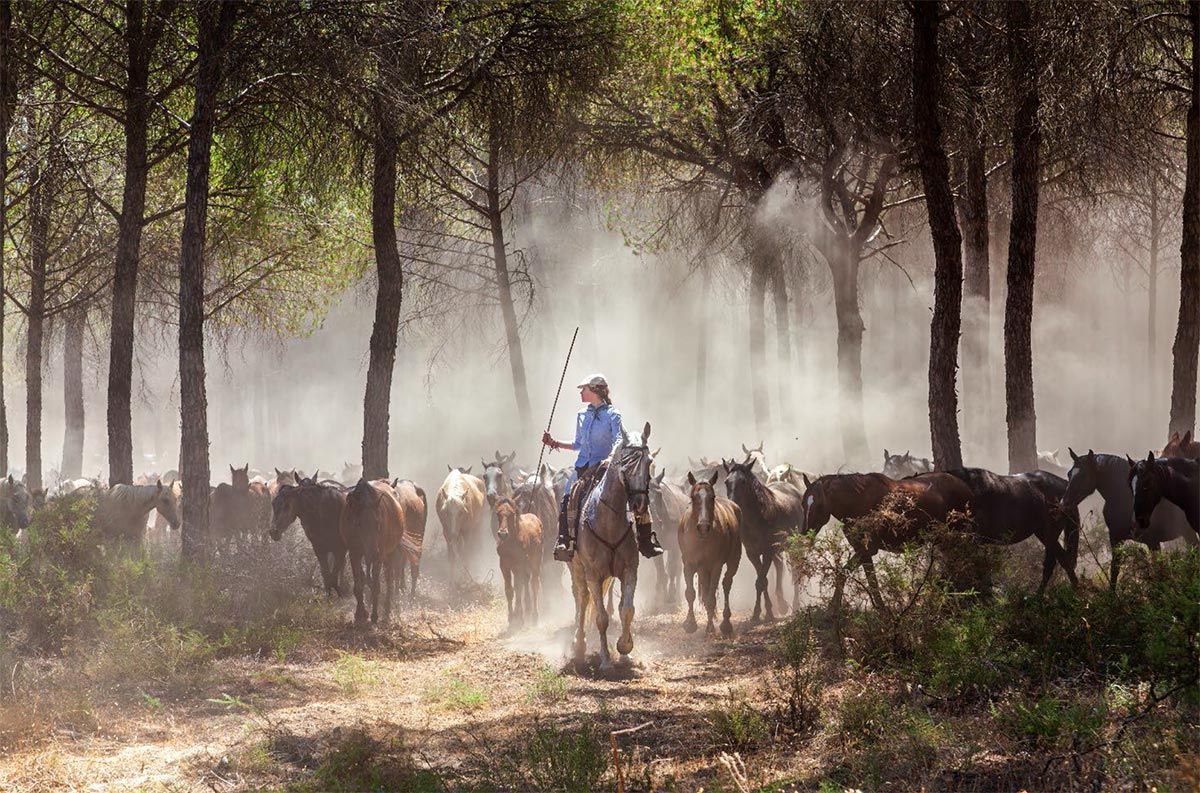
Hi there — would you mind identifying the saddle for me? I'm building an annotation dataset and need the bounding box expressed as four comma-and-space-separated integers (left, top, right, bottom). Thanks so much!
566, 462, 607, 540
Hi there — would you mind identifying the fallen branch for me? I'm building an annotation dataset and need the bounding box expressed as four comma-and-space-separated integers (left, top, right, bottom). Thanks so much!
611, 721, 653, 793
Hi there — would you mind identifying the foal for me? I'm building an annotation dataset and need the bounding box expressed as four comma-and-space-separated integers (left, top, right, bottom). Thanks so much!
494, 497, 543, 627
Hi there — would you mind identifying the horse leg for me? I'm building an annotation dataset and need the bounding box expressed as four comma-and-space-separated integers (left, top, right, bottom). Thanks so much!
383, 557, 394, 624
772, 554, 788, 616
502, 564, 515, 625
350, 554, 368, 625
571, 564, 589, 663
589, 577, 613, 670
669, 549, 682, 603
701, 568, 718, 635
616, 567, 638, 660
369, 559, 381, 623
653, 554, 667, 609
1042, 534, 1078, 591
683, 563, 698, 633
335, 550, 348, 597
531, 563, 541, 626
409, 561, 419, 597
720, 561, 736, 638
315, 550, 335, 597
1108, 537, 1124, 592
750, 554, 767, 624
860, 553, 886, 612
763, 552, 777, 621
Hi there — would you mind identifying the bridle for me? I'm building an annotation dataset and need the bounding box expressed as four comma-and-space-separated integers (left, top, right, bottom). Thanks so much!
590, 444, 651, 562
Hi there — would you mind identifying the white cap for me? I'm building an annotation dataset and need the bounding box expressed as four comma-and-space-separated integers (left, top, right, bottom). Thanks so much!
576, 373, 608, 389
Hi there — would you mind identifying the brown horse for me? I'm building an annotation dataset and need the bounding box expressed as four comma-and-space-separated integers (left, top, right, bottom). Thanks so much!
1161, 429, 1200, 460
389, 478, 428, 597
270, 478, 347, 597
211, 464, 271, 550
494, 497, 543, 627
340, 479, 407, 625
680, 471, 741, 637
436, 467, 487, 581
723, 456, 805, 621
1130, 453, 1199, 536
800, 472, 973, 610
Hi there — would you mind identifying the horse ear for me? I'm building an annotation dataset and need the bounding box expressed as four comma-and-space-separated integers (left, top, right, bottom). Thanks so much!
743, 453, 753, 466
1087, 449, 1094, 459
1126, 454, 1136, 466
5, 475, 11, 486
1184, 429, 1194, 445
742, 443, 750, 454
391, 477, 400, 488
709, 469, 719, 486
651, 447, 660, 459
904, 450, 911, 459
655, 470, 664, 484
464, 466, 471, 474
1068, 448, 1079, 462
686, 471, 696, 486
642, 422, 651, 442
229, 464, 235, 474
156, 480, 163, 492
883, 449, 890, 460
802, 473, 812, 488
1147, 450, 1156, 462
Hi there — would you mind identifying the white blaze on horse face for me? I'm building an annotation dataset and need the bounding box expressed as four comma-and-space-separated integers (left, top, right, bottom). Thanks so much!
1130, 474, 1138, 499
804, 493, 815, 509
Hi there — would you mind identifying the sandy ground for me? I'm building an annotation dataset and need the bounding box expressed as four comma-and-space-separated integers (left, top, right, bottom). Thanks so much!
0, 552, 808, 792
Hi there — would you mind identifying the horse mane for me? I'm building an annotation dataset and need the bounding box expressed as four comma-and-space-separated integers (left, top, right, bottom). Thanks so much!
106, 483, 163, 507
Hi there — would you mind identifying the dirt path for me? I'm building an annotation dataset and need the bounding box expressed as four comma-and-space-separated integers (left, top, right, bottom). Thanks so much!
0, 572, 800, 791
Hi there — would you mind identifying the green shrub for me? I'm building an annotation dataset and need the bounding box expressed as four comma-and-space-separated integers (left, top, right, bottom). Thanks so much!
286, 726, 444, 792
707, 690, 769, 750
522, 718, 609, 792
423, 672, 487, 711
526, 665, 568, 704
770, 614, 822, 735
995, 690, 1106, 751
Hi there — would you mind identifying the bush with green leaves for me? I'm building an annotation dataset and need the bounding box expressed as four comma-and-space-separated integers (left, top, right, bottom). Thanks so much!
707, 690, 769, 750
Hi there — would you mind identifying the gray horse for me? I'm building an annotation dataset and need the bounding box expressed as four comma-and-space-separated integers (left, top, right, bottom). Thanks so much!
569, 422, 653, 671
1062, 449, 1196, 589
882, 449, 933, 479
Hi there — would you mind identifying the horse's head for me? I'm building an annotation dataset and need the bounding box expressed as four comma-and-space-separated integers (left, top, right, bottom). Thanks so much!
270, 483, 300, 541
494, 496, 518, 541
722, 455, 757, 501
1, 475, 31, 530
1161, 429, 1199, 459
647, 470, 667, 524
1063, 448, 1099, 511
230, 463, 250, 490
481, 461, 510, 506
614, 422, 652, 519
1128, 452, 1168, 531
447, 464, 473, 476
882, 449, 907, 479
494, 450, 518, 476
686, 470, 719, 536
800, 473, 830, 534
154, 480, 182, 531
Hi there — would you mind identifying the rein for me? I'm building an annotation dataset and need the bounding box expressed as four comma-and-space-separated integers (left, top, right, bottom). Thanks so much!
586, 446, 648, 574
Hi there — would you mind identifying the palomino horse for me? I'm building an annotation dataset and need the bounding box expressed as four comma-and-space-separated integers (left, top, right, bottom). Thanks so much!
436, 466, 487, 580
1063, 449, 1195, 589
0, 475, 32, 533
800, 472, 973, 610
493, 496, 543, 627
948, 468, 1079, 593
570, 422, 653, 671
1161, 429, 1200, 459
882, 450, 933, 479
340, 479, 408, 625
94, 481, 182, 545
389, 478, 428, 597
724, 457, 804, 621
270, 477, 348, 596
1130, 453, 1199, 536
648, 470, 687, 605
680, 471, 741, 637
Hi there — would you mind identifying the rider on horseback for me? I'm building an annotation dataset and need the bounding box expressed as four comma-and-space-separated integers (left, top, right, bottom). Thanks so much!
542, 373, 664, 561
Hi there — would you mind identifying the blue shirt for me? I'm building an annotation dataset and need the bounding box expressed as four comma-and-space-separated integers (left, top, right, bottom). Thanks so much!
573, 403, 624, 469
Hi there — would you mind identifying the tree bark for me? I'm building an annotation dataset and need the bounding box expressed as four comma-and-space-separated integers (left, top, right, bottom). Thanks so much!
361, 100, 403, 481
0, 0, 15, 477
178, 0, 236, 560
771, 259, 793, 431
958, 106, 990, 451
695, 265, 711, 413
1148, 173, 1158, 409
912, 0, 964, 471
828, 240, 867, 462
486, 120, 532, 431
62, 306, 85, 480
107, 2, 155, 487
1004, 0, 1040, 473
25, 156, 48, 492
748, 252, 770, 439
1170, 0, 1200, 436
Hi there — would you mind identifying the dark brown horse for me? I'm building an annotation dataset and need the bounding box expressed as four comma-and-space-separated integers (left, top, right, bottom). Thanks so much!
800, 472, 973, 609
1130, 453, 1199, 537
724, 456, 805, 621
211, 463, 271, 550
680, 471, 741, 637
271, 477, 348, 596
340, 479, 407, 625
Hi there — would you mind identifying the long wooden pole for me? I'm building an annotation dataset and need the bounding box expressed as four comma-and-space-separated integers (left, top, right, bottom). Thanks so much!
536, 326, 579, 483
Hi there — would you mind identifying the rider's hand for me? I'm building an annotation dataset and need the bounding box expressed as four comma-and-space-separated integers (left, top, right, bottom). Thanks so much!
541, 431, 555, 449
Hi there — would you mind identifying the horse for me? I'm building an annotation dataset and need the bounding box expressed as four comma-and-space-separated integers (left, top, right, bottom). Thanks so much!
741, 442, 769, 479
948, 467, 1079, 593
270, 478, 348, 597
94, 481, 182, 545
800, 472, 973, 610
882, 449, 933, 479
1129, 453, 1199, 537
493, 496, 543, 627
389, 478, 428, 597
0, 475, 32, 533
1161, 429, 1200, 459
1038, 449, 1069, 478
679, 471, 741, 637
569, 422, 653, 671
340, 461, 364, 486
766, 463, 812, 491
210, 464, 271, 550
648, 470, 687, 606
513, 465, 560, 568
1063, 449, 1195, 589
436, 466, 487, 581
724, 456, 805, 621
340, 479, 408, 625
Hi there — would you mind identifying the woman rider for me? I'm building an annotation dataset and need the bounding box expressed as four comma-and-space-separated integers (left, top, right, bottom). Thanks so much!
541, 373, 663, 561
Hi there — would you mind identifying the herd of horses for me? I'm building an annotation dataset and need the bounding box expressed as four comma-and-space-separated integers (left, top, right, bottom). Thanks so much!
1, 428, 1196, 671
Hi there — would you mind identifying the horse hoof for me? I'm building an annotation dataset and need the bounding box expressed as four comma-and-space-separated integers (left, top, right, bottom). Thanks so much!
617, 639, 633, 655
683, 619, 697, 634
720, 621, 733, 638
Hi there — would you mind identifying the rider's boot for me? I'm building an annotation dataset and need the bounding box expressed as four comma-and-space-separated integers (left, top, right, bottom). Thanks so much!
636, 520, 664, 558
553, 503, 574, 562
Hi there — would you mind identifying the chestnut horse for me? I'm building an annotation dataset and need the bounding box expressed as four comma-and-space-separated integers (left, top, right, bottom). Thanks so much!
389, 478, 428, 597
1130, 453, 1199, 537
1161, 429, 1200, 459
493, 496, 543, 627
724, 457, 804, 621
800, 472, 973, 610
340, 479, 407, 625
680, 471, 741, 637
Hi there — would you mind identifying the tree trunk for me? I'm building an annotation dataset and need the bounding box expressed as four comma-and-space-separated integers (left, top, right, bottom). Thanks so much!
486, 120, 532, 431
1004, 0, 1040, 473
1170, 0, 1200, 436
178, 0, 236, 561
828, 242, 868, 463
25, 157, 48, 493
771, 260, 793, 431
748, 255, 770, 439
107, 4, 154, 487
695, 265, 710, 413
912, 0, 964, 471
959, 109, 990, 451
1148, 174, 1158, 411
361, 101, 403, 481
61, 306, 85, 480
0, 0, 14, 477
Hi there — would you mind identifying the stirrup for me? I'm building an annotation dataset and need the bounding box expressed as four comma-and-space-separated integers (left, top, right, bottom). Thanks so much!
638, 530, 664, 559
